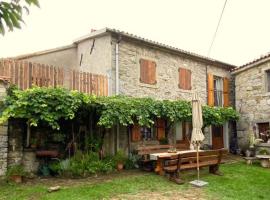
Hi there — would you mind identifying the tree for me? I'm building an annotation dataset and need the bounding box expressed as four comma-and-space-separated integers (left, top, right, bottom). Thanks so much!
0, 0, 39, 35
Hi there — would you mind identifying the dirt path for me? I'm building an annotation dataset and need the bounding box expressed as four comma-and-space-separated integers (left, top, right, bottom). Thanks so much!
112, 188, 207, 200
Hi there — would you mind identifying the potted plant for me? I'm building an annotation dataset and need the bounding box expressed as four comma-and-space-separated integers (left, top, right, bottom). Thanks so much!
30, 138, 37, 149
6, 164, 26, 183
257, 149, 270, 168
114, 150, 127, 171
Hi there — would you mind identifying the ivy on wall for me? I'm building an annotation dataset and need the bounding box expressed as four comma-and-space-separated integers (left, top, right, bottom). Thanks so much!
0, 86, 239, 130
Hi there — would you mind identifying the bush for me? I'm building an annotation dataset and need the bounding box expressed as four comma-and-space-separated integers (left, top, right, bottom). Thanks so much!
124, 154, 140, 169
6, 164, 26, 178
50, 152, 115, 177
113, 150, 127, 165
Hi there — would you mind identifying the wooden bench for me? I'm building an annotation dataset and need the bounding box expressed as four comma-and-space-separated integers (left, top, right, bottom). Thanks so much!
136, 144, 189, 170
161, 149, 227, 178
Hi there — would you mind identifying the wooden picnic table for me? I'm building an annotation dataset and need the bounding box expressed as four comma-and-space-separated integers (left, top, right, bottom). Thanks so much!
150, 150, 202, 175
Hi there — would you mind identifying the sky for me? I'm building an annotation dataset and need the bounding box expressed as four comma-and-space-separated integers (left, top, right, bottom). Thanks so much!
0, 0, 270, 66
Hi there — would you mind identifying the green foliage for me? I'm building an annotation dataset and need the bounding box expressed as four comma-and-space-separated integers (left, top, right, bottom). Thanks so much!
51, 152, 115, 177
258, 148, 269, 155
0, 86, 92, 130
6, 164, 26, 177
0, 0, 39, 35
124, 154, 139, 169
0, 86, 239, 130
113, 150, 127, 164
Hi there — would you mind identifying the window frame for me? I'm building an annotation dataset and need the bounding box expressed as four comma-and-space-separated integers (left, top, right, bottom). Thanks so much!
213, 76, 224, 107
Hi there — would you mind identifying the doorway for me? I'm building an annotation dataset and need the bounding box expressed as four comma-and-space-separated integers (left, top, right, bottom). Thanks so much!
212, 125, 224, 149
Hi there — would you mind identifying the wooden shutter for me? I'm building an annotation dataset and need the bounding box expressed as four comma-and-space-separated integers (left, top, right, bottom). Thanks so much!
208, 73, 214, 106
178, 68, 191, 90
131, 124, 141, 142
140, 59, 156, 84
223, 77, 229, 107
156, 119, 165, 140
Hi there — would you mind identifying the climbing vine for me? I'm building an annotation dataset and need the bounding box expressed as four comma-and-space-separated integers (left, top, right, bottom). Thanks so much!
0, 86, 239, 129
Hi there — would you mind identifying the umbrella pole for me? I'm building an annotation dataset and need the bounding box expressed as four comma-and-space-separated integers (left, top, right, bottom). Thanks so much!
197, 143, 199, 181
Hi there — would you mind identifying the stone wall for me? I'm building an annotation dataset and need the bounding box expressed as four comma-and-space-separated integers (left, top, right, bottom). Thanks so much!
0, 81, 8, 176
234, 61, 270, 149
112, 38, 233, 149
116, 39, 232, 104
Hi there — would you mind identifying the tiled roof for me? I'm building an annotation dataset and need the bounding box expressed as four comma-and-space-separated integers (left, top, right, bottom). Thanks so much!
231, 52, 270, 74
75, 28, 236, 69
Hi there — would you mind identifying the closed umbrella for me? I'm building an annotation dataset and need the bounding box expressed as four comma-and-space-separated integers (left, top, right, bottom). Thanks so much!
190, 92, 208, 187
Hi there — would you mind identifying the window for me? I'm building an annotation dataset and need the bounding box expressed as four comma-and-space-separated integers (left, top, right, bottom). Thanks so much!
175, 121, 192, 143
139, 59, 156, 84
178, 68, 192, 90
266, 70, 270, 92
214, 76, 223, 107
208, 74, 229, 107
131, 119, 165, 142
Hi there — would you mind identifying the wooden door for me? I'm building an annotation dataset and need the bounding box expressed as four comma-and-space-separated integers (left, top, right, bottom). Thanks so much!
212, 125, 224, 149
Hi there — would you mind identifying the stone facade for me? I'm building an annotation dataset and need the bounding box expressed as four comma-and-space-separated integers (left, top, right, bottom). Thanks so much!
112, 38, 233, 151
116, 39, 232, 104
0, 81, 8, 176
234, 60, 270, 149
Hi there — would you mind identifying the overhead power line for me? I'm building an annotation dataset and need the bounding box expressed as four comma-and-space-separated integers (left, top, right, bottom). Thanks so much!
207, 0, 228, 57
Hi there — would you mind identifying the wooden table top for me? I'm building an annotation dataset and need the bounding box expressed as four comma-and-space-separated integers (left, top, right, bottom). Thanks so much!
149, 150, 202, 160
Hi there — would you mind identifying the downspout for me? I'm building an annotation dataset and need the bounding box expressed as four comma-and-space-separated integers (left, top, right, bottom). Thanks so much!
115, 35, 122, 153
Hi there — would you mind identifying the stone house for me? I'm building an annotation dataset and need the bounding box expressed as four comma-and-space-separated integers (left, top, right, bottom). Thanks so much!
0, 28, 236, 175
232, 54, 270, 151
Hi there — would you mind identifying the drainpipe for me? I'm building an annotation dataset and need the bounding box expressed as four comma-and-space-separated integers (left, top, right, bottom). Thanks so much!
115, 35, 122, 153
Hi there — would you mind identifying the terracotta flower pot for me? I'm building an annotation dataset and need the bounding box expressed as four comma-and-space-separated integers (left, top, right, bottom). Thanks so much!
10, 175, 22, 183
117, 163, 124, 171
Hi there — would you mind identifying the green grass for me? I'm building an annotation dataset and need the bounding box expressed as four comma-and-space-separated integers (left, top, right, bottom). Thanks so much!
0, 162, 270, 200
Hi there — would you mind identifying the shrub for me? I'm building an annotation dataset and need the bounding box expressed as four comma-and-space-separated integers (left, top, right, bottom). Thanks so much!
6, 164, 26, 178
113, 150, 127, 165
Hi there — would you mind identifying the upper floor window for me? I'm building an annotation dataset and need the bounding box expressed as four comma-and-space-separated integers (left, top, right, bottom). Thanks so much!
214, 76, 223, 107
178, 68, 192, 90
208, 73, 229, 107
139, 59, 156, 85
266, 70, 270, 92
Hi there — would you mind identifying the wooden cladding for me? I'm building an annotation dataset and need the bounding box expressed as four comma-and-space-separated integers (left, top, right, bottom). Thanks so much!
0, 59, 108, 96
207, 73, 214, 106
178, 68, 191, 90
0, 59, 64, 89
139, 59, 156, 85
223, 77, 229, 107
70, 71, 108, 96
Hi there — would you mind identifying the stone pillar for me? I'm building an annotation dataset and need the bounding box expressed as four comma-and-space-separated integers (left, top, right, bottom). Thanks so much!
0, 80, 8, 176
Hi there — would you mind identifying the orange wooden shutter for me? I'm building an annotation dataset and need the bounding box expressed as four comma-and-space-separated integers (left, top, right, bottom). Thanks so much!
140, 59, 156, 84
178, 68, 191, 90
185, 69, 192, 90
156, 119, 165, 140
223, 77, 229, 107
131, 124, 141, 142
208, 73, 214, 106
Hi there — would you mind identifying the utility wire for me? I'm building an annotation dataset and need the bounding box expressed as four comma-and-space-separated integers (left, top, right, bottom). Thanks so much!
207, 0, 228, 56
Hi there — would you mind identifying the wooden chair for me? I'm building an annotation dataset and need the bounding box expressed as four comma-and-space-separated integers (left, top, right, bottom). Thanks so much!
162, 154, 184, 184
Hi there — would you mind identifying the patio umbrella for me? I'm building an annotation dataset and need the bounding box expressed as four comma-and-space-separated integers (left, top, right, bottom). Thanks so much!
189, 92, 207, 187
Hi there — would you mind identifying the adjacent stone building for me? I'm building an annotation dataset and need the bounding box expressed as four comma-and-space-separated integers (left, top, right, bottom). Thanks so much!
232, 54, 270, 150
